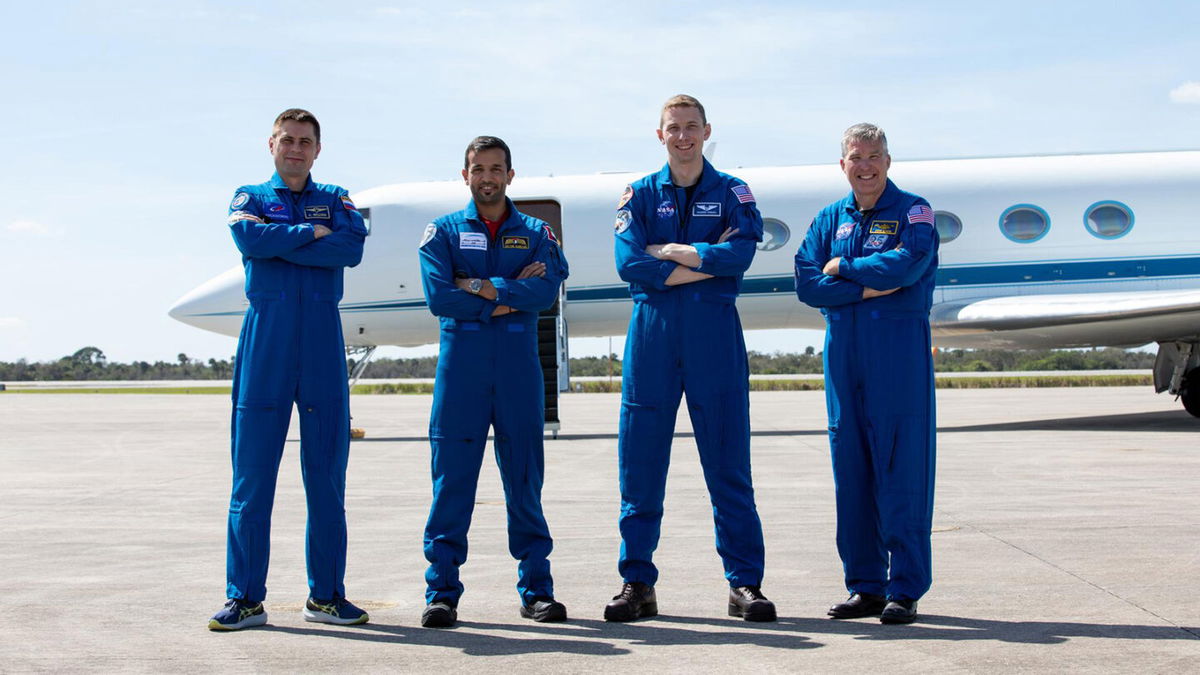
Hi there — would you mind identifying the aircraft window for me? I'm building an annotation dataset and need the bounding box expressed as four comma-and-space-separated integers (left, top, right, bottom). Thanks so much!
758, 218, 791, 251
934, 211, 962, 243
359, 207, 371, 235
999, 204, 1050, 243
1084, 201, 1133, 239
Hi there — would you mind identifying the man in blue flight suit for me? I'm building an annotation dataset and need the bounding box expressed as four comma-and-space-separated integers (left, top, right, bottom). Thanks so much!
793, 123, 939, 625
605, 95, 776, 623
208, 108, 369, 631
417, 136, 570, 629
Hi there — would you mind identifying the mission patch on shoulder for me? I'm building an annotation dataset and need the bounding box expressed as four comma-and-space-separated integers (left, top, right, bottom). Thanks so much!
617, 185, 634, 209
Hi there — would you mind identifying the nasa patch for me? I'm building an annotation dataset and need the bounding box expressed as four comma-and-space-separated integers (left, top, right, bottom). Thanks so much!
617, 185, 634, 209
419, 223, 437, 248
459, 232, 488, 251
656, 200, 676, 219
693, 202, 721, 217
835, 223, 855, 240
614, 209, 632, 234
865, 233, 889, 249
230, 192, 250, 209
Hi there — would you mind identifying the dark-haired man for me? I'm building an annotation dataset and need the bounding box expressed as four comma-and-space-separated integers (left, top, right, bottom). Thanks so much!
208, 108, 369, 631
607, 95, 775, 623
793, 123, 939, 625
417, 136, 570, 628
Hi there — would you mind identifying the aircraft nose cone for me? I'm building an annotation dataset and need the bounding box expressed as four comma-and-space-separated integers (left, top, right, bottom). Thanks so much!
168, 266, 246, 338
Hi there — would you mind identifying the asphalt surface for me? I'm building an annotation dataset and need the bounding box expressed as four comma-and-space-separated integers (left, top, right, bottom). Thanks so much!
2, 387, 1199, 672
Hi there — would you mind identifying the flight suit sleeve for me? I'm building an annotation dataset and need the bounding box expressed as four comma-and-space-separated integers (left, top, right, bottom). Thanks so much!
490, 225, 569, 312
838, 199, 938, 290
794, 214, 867, 308
691, 185, 762, 276
276, 191, 367, 269
614, 187, 677, 290
419, 222, 496, 322
227, 189, 316, 258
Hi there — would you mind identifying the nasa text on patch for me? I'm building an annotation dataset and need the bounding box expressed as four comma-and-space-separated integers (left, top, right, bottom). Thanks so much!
502, 235, 529, 249
304, 205, 331, 220
693, 202, 721, 217
656, 200, 676, 219
835, 223, 855, 240
459, 232, 488, 251
870, 220, 898, 235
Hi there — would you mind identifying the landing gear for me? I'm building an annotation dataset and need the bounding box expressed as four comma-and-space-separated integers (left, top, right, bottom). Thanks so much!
347, 346, 378, 439
1153, 342, 1200, 418
1181, 368, 1200, 418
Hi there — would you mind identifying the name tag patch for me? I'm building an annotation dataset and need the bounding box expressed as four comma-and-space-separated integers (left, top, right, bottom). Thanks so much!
304, 205, 331, 220
865, 233, 889, 249
835, 223, 855, 240
502, 235, 529, 249
459, 232, 488, 251
870, 220, 898, 235
693, 202, 721, 217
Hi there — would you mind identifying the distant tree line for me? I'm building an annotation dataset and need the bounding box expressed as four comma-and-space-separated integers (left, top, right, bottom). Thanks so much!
0, 346, 1155, 382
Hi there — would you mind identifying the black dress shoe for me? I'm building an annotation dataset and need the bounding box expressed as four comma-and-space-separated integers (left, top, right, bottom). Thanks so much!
880, 599, 918, 624
421, 601, 457, 628
827, 592, 887, 619
521, 597, 567, 623
728, 586, 777, 622
604, 582, 657, 622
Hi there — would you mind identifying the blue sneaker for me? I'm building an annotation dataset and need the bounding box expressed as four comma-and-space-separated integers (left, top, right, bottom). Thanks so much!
303, 596, 369, 625
208, 598, 267, 631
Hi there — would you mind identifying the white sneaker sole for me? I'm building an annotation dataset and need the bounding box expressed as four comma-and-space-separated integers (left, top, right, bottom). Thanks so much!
303, 608, 369, 625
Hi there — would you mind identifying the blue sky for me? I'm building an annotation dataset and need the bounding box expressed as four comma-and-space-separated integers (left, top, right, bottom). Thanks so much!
1, 1, 1198, 363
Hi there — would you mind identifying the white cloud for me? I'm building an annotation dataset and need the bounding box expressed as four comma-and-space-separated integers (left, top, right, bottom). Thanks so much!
0, 317, 28, 330
1169, 81, 1200, 104
7, 219, 54, 236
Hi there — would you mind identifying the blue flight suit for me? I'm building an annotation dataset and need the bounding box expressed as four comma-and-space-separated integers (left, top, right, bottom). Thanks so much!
793, 178, 939, 603
225, 172, 367, 603
613, 159, 767, 588
418, 197, 569, 606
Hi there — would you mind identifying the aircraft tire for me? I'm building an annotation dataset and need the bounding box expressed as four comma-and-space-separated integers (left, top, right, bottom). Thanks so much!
1181, 368, 1200, 418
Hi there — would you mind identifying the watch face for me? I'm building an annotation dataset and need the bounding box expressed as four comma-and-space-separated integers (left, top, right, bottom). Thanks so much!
469, 279, 482, 293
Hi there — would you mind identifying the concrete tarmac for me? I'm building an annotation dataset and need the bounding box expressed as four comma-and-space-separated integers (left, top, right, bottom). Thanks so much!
2, 387, 1199, 672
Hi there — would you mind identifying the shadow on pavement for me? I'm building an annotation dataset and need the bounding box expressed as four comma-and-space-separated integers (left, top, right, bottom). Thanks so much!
255, 613, 1200, 653
941, 410, 1199, 434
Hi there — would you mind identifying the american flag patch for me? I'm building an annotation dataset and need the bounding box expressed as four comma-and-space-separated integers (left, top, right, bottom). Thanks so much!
907, 204, 934, 225
731, 184, 755, 204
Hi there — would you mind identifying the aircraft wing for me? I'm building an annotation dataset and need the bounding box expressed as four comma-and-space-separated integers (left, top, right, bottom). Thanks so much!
931, 288, 1200, 348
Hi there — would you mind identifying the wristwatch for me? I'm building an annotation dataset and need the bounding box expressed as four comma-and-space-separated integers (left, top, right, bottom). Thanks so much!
468, 278, 483, 294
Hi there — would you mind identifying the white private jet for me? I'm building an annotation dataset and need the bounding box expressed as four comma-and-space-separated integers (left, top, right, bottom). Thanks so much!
170, 150, 1200, 417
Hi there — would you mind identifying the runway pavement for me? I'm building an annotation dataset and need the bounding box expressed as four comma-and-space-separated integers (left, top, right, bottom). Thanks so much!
2, 387, 1199, 672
